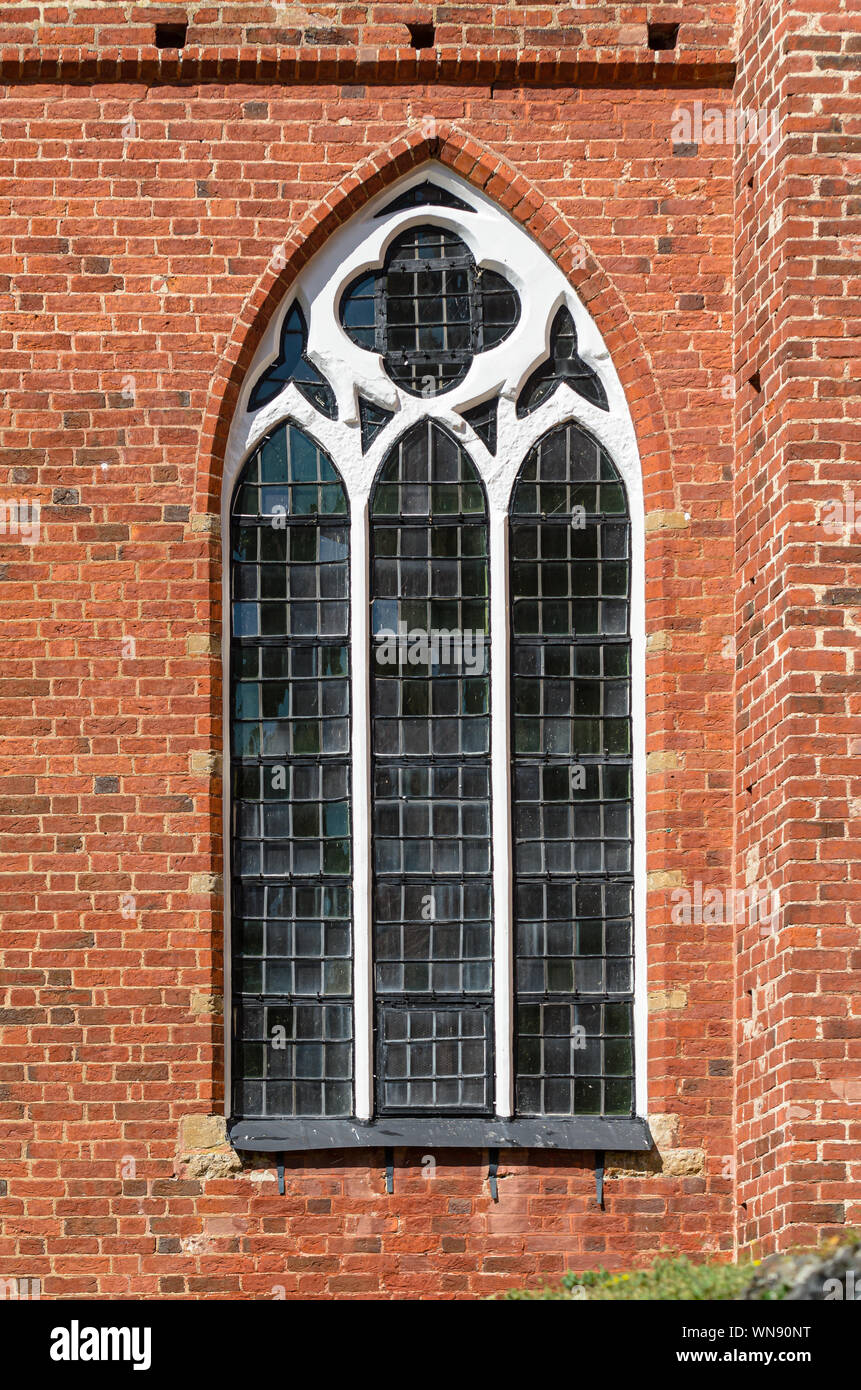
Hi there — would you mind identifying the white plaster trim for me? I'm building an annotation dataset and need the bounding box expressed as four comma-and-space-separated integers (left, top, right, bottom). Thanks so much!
351, 501, 373, 1120
221, 161, 648, 1123
490, 510, 514, 1115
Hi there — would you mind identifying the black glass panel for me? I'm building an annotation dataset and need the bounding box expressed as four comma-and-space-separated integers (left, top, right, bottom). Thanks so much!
248, 303, 337, 418
359, 395, 394, 453
375, 181, 474, 217
516, 1000, 633, 1116
231, 421, 353, 1118
341, 225, 519, 398
510, 421, 633, 1116
377, 1004, 493, 1112
460, 397, 498, 454
370, 420, 493, 1113
516, 305, 608, 416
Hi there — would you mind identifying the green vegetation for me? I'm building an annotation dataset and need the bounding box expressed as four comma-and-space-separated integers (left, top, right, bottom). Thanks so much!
498, 1255, 760, 1301
498, 1231, 861, 1301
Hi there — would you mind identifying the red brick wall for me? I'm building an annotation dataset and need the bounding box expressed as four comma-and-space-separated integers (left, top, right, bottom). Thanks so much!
733, 0, 861, 1252
0, 3, 736, 63
0, 0, 852, 1299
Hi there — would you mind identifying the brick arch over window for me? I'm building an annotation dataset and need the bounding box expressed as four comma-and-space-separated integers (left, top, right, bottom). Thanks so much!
194, 125, 672, 518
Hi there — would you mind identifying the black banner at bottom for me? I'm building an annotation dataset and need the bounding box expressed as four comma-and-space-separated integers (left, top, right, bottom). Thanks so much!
3, 1294, 854, 1378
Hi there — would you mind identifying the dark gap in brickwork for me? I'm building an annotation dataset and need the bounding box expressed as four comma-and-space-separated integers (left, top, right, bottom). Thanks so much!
155, 22, 187, 49
748, 370, 762, 394
648, 22, 680, 50
407, 22, 436, 50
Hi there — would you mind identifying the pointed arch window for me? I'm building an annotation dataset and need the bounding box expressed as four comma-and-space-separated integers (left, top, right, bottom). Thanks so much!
510, 421, 634, 1118
229, 420, 353, 1121
370, 420, 493, 1114
226, 169, 649, 1156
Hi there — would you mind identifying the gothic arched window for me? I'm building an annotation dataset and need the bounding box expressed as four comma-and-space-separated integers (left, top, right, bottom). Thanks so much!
225, 168, 648, 1157
229, 420, 353, 1121
370, 420, 493, 1114
510, 421, 633, 1118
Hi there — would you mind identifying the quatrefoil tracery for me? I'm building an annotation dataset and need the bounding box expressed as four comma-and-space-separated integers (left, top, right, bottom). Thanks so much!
248, 223, 609, 430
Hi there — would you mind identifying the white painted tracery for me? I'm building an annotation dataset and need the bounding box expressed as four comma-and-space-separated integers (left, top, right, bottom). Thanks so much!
222, 162, 647, 1123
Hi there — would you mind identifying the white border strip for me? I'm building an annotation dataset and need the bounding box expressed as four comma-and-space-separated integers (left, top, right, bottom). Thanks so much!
490, 509, 514, 1115
351, 501, 373, 1120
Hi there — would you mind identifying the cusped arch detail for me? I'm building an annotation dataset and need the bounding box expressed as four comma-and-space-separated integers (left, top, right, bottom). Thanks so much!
195, 124, 671, 518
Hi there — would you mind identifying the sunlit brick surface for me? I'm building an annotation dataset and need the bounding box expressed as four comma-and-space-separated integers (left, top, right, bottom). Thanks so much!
0, 0, 857, 1300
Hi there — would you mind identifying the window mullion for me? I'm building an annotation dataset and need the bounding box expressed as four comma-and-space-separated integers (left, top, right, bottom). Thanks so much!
490, 507, 514, 1117
351, 498, 374, 1120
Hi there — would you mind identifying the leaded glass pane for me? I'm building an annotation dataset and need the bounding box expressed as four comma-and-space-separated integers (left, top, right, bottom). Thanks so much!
248, 303, 337, 417
359, 395, 394, 453
516, 304, 608, 416
340, 225, 519, 398
377, 1004, 493, 1112
231, 421, 353, 1118
460, 396, 498, 454
375, 181, 474, 217
370, 420, 494, 1113
510, 421, 634, 1116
